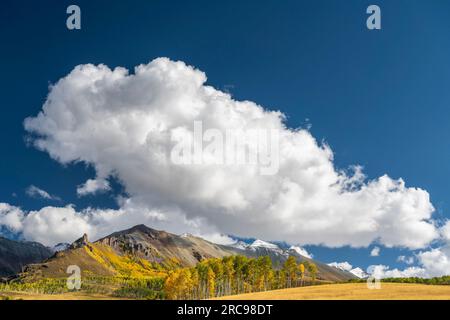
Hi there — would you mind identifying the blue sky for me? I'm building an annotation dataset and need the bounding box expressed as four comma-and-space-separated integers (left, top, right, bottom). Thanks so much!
1, 0, 450, 275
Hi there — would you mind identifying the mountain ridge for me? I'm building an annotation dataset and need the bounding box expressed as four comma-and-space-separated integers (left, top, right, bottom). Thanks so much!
0, 236, 53, 277
4, 224, 357, 282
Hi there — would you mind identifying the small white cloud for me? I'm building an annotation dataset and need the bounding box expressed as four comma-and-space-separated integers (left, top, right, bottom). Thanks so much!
368, 264, 427, 278
370, 246, 380, 257
77, 178, 111, 197
26, 185, 60, 201
397, 255, 414, 265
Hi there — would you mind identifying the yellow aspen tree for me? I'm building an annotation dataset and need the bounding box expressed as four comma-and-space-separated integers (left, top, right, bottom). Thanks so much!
207, 266, 215, 298
308, 263, 318, 284
298, 263, 305, 287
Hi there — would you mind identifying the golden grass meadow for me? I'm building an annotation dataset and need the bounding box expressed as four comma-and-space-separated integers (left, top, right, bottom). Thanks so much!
214, 283, 450, 300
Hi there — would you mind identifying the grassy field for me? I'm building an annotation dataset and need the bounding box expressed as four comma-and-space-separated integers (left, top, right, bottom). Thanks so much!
2, 283, 450, 300
0, 291, 124, 300
215, 283, 450, 300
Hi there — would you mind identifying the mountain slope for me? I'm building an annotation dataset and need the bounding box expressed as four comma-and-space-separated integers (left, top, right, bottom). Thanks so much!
239, 240, 356, 282
20, 225, 239, 280
0, 237, 53, 277
17, 225, 356, 282
96, 224, 238, 267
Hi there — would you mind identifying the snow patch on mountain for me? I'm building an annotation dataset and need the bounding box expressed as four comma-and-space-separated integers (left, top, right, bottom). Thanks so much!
328, 261, 368, 279
289, 246, 313, 259
53, 243, 70, 252
226, 236, 314, 258
349, 267, 368, 279
180, 233, 194, 238
230, 240, 250, 250
250, 239, 280, 250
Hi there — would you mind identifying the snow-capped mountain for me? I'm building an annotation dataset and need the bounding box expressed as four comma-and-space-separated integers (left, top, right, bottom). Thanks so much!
289, 246, 313, 259
230, 240, 250, 250
230, 238, 283, 253
249, 239, 282, 251
9, 224, 356, 283
225, 237, 356, 281
229, 237, 312, 259
348, 267, 367, 279
52, 242, 70, 252
327, 261, 368, 279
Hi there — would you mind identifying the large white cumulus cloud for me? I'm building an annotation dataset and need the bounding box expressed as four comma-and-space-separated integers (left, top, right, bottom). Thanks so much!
416, 245, 450, 277
22, 57, 438, 249
0, 201, 170, 246
0, 203, 93, 246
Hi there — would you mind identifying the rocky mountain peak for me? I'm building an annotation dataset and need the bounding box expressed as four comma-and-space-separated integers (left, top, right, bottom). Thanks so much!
70, 233, 89, 249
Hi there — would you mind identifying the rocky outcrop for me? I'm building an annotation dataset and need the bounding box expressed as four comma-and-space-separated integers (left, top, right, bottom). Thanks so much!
69, 233, 89, 249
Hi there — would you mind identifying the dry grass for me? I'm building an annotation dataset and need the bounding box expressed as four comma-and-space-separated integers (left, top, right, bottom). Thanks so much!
0, 291, 125, 300
2, 283, 449, 300
214, 283, 450, 300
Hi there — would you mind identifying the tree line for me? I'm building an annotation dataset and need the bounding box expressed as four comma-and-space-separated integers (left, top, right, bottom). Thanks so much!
164, 255, 318, 300
381, 276, 450, 285
0, 255, 320, 300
